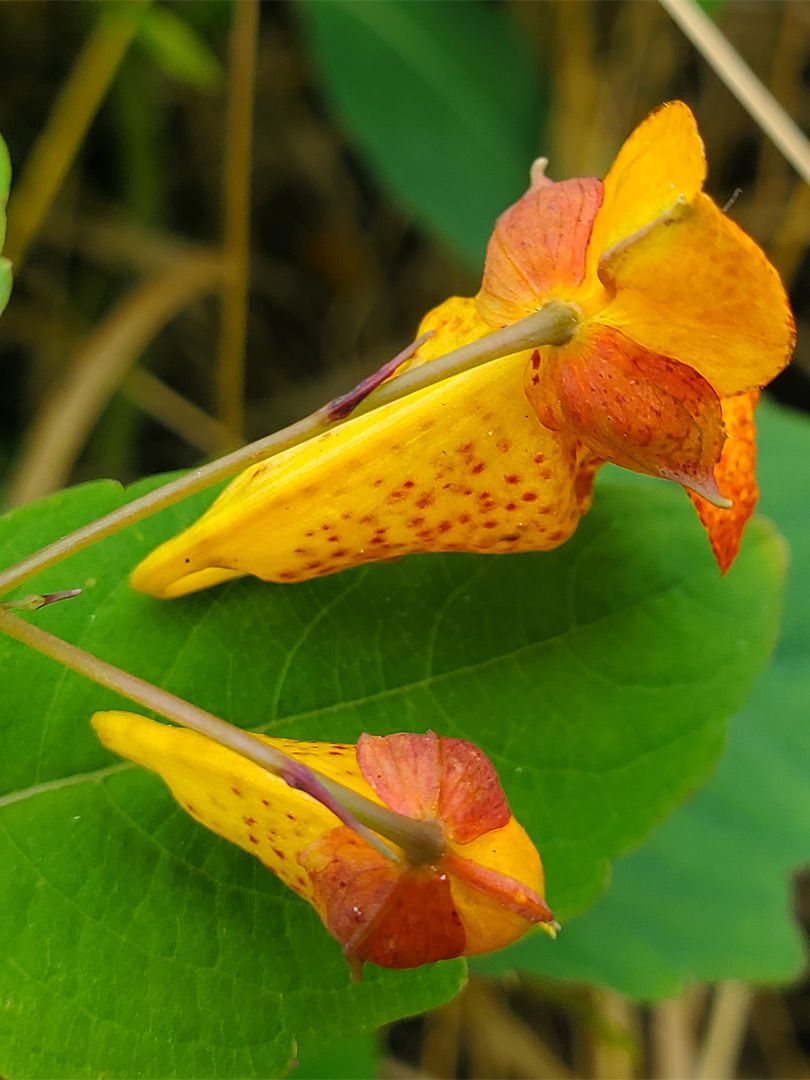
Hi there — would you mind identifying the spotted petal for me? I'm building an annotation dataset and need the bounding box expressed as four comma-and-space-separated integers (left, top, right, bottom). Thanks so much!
598, 194, 794, 397
688, 391, 760, 574
131, 298, 597, 597
528, 324, 726, 503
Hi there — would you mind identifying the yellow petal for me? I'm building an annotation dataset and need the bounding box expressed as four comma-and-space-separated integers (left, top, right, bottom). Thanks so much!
598, 193, 795, 396
131, 298, 595, 598
594, 100, 706, 260
91, 711, 379, 905
446, 816, 547, 955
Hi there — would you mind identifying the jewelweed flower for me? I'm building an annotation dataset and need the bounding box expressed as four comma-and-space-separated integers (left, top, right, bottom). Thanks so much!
92, 713, 555, 976
131, 102, 793, 597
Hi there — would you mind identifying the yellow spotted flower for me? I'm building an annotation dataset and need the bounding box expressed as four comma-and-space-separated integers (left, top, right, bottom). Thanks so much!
93, 713, 555, 977
131, 102, 793, 597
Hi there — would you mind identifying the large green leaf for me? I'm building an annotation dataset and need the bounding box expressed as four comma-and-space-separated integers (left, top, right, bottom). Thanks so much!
297, 0, 546, 267
486, 401, 808, 998
0, 471, 783, 1076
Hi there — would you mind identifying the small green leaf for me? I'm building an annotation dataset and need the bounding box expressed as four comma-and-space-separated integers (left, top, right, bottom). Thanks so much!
298, 0, 547, 266
0, 466, 782, 1075
483, 401, 807, 998
0, 130, 12, 315
136, 6, 223, 93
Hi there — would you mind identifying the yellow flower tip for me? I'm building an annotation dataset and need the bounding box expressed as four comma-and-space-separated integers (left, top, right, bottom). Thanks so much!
131, 100, 793, 593
92, 713, 553, 973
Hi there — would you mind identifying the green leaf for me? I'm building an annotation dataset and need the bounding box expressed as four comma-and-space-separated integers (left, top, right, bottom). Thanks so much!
136, 5, 223, 93
0, 469, 782, 1076
0, 130, 12, 317
485, 401, 808, 998
297, 0, 546, 267
292, 1031, 378, 1079
0, 129, 10, 246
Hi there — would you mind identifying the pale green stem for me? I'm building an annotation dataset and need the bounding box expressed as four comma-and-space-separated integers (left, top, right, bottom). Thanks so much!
0, 299, 579, 598
0, 605, 448, 865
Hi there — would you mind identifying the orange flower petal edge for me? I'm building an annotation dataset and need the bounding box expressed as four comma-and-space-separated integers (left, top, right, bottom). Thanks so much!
130, 101, 793, 595
92, 713, 556, 978
688, 391, 760, 575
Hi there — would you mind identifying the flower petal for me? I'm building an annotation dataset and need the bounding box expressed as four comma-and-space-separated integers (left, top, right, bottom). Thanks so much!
598, 193, 795, 396
528, 324, 726, 502
357, 731, 511, 843
595, 100, 706, 259
476, 178, 604, 327
91, 712, 385, 905
444, 816, 550, 954
688, 391, 760, 575
301, 827, 465, 974
131, 298, 594, 597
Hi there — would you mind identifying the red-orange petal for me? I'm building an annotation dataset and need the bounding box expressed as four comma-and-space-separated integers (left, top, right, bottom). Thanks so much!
301, 826, 465, 973
528, 324, 726, 502
444, 851, 554, 924
476, 177, 604, 327
357, 732, 511, 843
688, 390, 760, 574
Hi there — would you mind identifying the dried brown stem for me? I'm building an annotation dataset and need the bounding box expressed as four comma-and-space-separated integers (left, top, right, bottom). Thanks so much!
217, 0, 259, 437
7, 253, 224, 507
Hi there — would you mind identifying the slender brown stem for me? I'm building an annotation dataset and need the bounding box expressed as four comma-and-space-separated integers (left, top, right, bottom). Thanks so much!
5, 2, 147, 268
8, 253, 223, 507
0, 605, 448, 864
0, 299, 579, 599
217, 0, 259, 437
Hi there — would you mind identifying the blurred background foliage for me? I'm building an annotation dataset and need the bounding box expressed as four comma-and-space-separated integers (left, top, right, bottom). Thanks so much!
1, 1, 809, 1077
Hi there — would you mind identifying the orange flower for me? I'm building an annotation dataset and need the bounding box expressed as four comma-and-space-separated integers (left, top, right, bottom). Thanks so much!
131, 102, 793, 597
92, 714, 556, 977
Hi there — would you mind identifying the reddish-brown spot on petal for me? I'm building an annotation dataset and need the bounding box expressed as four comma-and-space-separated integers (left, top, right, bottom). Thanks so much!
534, 453, 546, 464
439, 520, 453, 533
231, 788, 243, 797
248, 834, 259, 844
403, 479, 415, 489
522, 492, 538, 502
458, 513, 472, 524
505, 503, 517, 512
415, 492, 435, 510
504, 474, 521, 484
243, 815, 256, 826
472, 463, 486, 475
273, 848, 286, 860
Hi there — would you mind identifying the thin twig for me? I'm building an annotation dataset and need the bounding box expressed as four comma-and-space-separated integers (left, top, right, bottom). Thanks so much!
123, 367, 243, 456
660, 0, 810, 188
694, 981, 753, 1080
652, 993, 698, 1079
217, 0, 259, 437
5, 2, 147, 267
7, 253, 224, 507
0, 299, 579, 598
